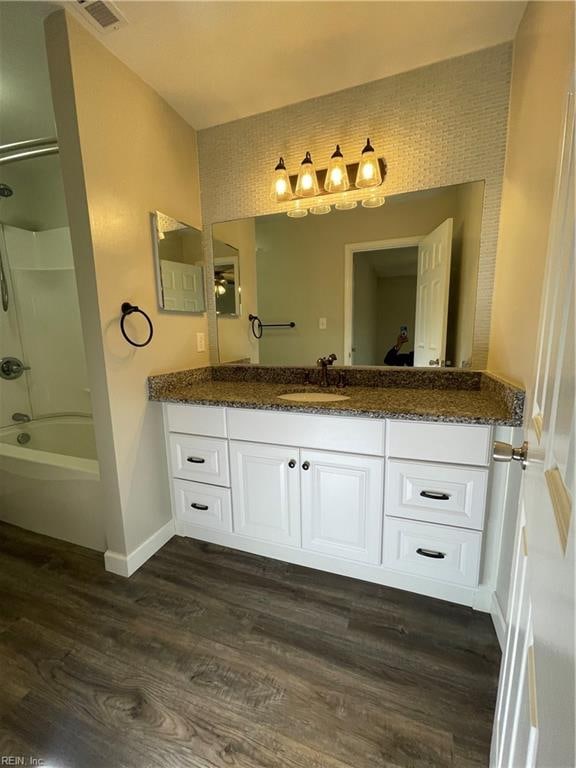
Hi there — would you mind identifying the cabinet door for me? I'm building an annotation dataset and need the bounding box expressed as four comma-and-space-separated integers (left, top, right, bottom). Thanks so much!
229, 441, 301, 546
301, 450, 384, 563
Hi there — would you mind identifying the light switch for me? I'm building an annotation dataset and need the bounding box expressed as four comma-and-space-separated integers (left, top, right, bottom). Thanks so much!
196, 332, 206, 352
319, 317, 327, 330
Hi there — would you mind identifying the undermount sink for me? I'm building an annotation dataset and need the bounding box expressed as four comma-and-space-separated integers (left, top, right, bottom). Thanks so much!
278, 392, 350, 403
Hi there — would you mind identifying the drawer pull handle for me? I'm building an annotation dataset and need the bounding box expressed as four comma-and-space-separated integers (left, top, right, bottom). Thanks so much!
416, 547, 446, 559
191, 502, 209, 511
420, 490, 451, 501
186, 456, 206, 464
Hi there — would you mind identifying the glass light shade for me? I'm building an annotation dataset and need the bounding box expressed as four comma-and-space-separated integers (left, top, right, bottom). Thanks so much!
361, 194, 386, 208
270, 157, 292, 202
324, 145, 350, 193
309, 203, 331, 215
287, 200, 308, 218
355, 138, 382, 189
295, 151, 320, 197
335, 198, 357, 211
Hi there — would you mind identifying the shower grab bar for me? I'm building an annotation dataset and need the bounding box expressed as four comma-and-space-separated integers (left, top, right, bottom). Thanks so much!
0, 146, 59, 167
0, 137, 58, 154
9, 412, 93, 424
0, 225, 9, 311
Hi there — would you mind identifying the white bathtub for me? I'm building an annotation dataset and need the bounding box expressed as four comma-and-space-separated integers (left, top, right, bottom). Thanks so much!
0, 416, 105, 551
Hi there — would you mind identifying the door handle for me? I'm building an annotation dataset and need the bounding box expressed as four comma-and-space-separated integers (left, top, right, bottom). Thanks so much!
493, 441, 528, 470
416, 548, 446, 559
191, 502, 209, 511
420, 490, 451, 501
186, 456, 206, 464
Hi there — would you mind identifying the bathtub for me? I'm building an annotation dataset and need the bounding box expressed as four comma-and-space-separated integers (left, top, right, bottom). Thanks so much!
0, 415, 106, 551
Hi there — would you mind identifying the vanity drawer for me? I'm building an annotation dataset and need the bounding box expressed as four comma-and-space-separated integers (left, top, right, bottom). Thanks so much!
383, 518, 482, 587
385, 459, 488, 530
173, 479, 232, 532
227, 408, 385, 456
169, 434, 230, 486
386, 420, 492, 466
165, 403, 227, 438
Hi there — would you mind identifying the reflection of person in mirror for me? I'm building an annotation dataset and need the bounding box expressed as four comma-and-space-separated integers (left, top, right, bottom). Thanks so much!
384, 334, 414, 366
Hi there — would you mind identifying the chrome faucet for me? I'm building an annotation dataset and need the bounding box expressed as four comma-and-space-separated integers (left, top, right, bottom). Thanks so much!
316, 353, 337, 387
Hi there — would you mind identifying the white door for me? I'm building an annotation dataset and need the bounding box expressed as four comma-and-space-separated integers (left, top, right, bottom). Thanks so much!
229, 441, 301, 546
161, 259, 204, 312
491, 93, 574, 768
301, 449, 384, 563
413, 218, 453, 367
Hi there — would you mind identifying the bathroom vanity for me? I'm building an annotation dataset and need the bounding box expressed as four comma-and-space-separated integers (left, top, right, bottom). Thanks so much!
149, 366, 523, 609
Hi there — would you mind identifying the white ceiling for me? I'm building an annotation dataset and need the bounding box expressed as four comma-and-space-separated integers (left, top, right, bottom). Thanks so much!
64, 0, 527, 130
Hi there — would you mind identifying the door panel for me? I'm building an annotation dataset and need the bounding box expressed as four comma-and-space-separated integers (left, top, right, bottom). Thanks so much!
229, 441, 301, 546
414, 218, 453, 366
301, 449, 383, 563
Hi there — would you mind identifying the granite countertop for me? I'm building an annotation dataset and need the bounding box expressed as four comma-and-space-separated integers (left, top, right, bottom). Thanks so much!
148, 365, 524, 427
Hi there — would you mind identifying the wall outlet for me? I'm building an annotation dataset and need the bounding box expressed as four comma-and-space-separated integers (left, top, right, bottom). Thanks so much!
196, 332, 206, 352
319, 317, 327, 330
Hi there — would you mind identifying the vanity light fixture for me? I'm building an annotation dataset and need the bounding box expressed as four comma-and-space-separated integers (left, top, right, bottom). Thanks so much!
295, 152, 320, 197
324, 145, 350, 194
273, 140, 386, 217
355, 138, 382, 189
270, 157, 292, 202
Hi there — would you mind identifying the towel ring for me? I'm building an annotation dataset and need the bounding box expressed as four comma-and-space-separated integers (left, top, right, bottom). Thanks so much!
120, 302, 154, 347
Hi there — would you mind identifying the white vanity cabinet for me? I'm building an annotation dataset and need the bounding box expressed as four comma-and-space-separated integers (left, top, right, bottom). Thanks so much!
162, 403, 494, 608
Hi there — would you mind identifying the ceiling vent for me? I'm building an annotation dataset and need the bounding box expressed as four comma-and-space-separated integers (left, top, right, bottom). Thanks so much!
74, 0, 127, 34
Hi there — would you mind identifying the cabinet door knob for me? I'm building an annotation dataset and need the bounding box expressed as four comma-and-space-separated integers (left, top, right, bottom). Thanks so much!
302, 461, 310, 471
186, 456, 206, 464
288, 459, 296, 468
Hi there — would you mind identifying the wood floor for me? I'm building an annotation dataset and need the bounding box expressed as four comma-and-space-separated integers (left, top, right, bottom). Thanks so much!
0, 521, 500, 768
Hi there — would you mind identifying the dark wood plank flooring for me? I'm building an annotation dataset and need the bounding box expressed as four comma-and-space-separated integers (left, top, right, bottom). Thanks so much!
0, 521, 500, 768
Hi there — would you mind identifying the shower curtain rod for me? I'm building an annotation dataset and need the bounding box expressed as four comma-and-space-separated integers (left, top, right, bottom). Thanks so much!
0, 137, 58, 154
0, 145, 60, 166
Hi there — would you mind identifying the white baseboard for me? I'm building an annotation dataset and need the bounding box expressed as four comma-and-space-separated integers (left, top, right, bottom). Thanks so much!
104, 519, 175, 577
490, 591, 507, 649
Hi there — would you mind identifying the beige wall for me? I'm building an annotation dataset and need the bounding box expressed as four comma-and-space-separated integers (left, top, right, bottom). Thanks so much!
212, 218, 258, 363
45, 12, 209, 557
488, 1, 575, 387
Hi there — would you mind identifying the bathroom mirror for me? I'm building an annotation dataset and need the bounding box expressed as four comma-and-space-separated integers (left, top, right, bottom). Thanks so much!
211, 180, 485, 368
213, 239, 241, 317
151, 211, 206, 313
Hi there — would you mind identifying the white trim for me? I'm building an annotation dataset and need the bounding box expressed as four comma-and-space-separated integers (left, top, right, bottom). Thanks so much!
490, 591, 507, 650
343, 236, 423, 365
104, 519, 175, 577
175, 520, 490, 610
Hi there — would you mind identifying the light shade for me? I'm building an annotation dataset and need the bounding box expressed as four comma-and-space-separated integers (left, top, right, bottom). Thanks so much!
310, 203, 331, 215
361, 194, 386, 208
324, 145, 350, 194
295, 151, 320, 197
355, 138, 382, 189
270, 157, 292, 202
